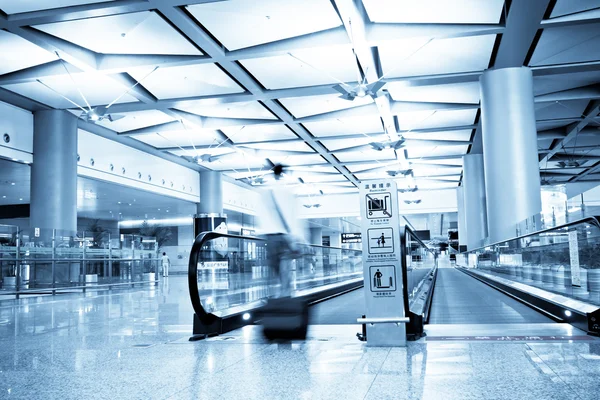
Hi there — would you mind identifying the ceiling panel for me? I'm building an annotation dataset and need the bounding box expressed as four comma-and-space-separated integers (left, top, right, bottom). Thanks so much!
201, 156, 269, 171
187, 0, 342, 51
387, 81, 481, 104
96, 110, 175, 133
533, 71, 600, 96
128, 64, 243, 99
346, 161, 399, 173
334, 148, 396, 163
239, 141, 314, 152
303, 115, 383, 137
0, 31, 58, 75
550, 0, 600, 18
175, 100, 277, 120
132, 129, 223, 149
268, 153, 326, 166
530, 23, 600, 66
320, 134, 388, 152
0, 0, 113, 14
397, 109, 478, 131
2, 71, 138, 108
240, 46, 359, 90
362, 0, 505, 23
406, 145, 469, 159
378, 35, 496, 78
35, 11, 202, 55
280, 93, 374, 119
223, 124, 297, 143
409, 159, 464, 167
535, 99, 590, 121
403, 129, 473, 141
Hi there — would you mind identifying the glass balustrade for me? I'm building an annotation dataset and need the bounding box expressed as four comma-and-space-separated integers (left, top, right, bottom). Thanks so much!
189, 234, 363, 317
405, 228, 437, 308
0, 225, 160, 296
458, 217, 600, 306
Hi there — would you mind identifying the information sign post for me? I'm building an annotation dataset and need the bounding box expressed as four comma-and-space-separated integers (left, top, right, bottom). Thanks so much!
359, 180, 406, 346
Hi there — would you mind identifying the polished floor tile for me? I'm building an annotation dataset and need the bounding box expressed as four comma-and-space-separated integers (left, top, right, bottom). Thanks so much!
1, 276, 599, 399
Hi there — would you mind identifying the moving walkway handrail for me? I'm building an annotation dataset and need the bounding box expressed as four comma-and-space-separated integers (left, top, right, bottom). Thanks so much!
401, 226, 438, 336
188, 231, 363, 326
463, 215, 600, 254
188, 231, 264, 325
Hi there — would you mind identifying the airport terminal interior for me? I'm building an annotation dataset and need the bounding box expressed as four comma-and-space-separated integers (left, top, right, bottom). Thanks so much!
2, 0, 600, 399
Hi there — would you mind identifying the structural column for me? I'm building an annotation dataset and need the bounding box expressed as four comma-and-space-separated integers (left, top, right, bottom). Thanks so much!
462, 154, 488, 250
195, 171, 227, 237
30, 110, 78, 233
456, 186, 467, 252
480, 67, 542, 244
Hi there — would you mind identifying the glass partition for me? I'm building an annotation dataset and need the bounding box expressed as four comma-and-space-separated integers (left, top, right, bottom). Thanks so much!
191, 234, 362, 317
405, 228, 437, 308
459, 218, 600, 306
0, 226, 160, 296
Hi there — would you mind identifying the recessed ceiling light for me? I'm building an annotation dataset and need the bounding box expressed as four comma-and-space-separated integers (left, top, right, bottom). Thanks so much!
10, 182, 15, 185
2, 195, 6, 198
128, 203, 132, 206
19, 198, 22, 201
118, 201, 121, 204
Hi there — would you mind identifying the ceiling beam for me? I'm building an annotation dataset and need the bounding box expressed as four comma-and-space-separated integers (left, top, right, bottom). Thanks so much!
151, 1, 359, 186
539, 100, 600, 166
492, 0, 552, 68
365, 22, 504, 44
332, 0, 398, 145
535, 84, 600, 103
0, 87, 50, 111
541, 8, 600, 29
569, 161, 600, 182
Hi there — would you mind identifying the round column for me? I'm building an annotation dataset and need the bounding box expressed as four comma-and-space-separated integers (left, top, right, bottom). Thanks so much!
480, 67, 542, 244
195, 171, 226, 238
462, 154, 488, 250
456, 186, 467, 252
30, 110, 78, 232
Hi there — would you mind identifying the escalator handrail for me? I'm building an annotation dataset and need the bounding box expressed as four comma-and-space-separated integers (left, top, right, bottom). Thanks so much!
187, 231, 363, 324
461, 215, 600, 254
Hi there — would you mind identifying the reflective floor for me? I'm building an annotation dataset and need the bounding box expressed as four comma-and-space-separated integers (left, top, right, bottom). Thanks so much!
1, 277, 599, 400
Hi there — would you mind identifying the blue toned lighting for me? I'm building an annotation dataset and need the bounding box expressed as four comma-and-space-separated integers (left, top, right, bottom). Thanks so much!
564, 310, 572, 317
242, 313, 251, 321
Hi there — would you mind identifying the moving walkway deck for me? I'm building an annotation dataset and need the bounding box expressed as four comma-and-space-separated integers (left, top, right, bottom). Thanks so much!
311, 267, 554, 326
